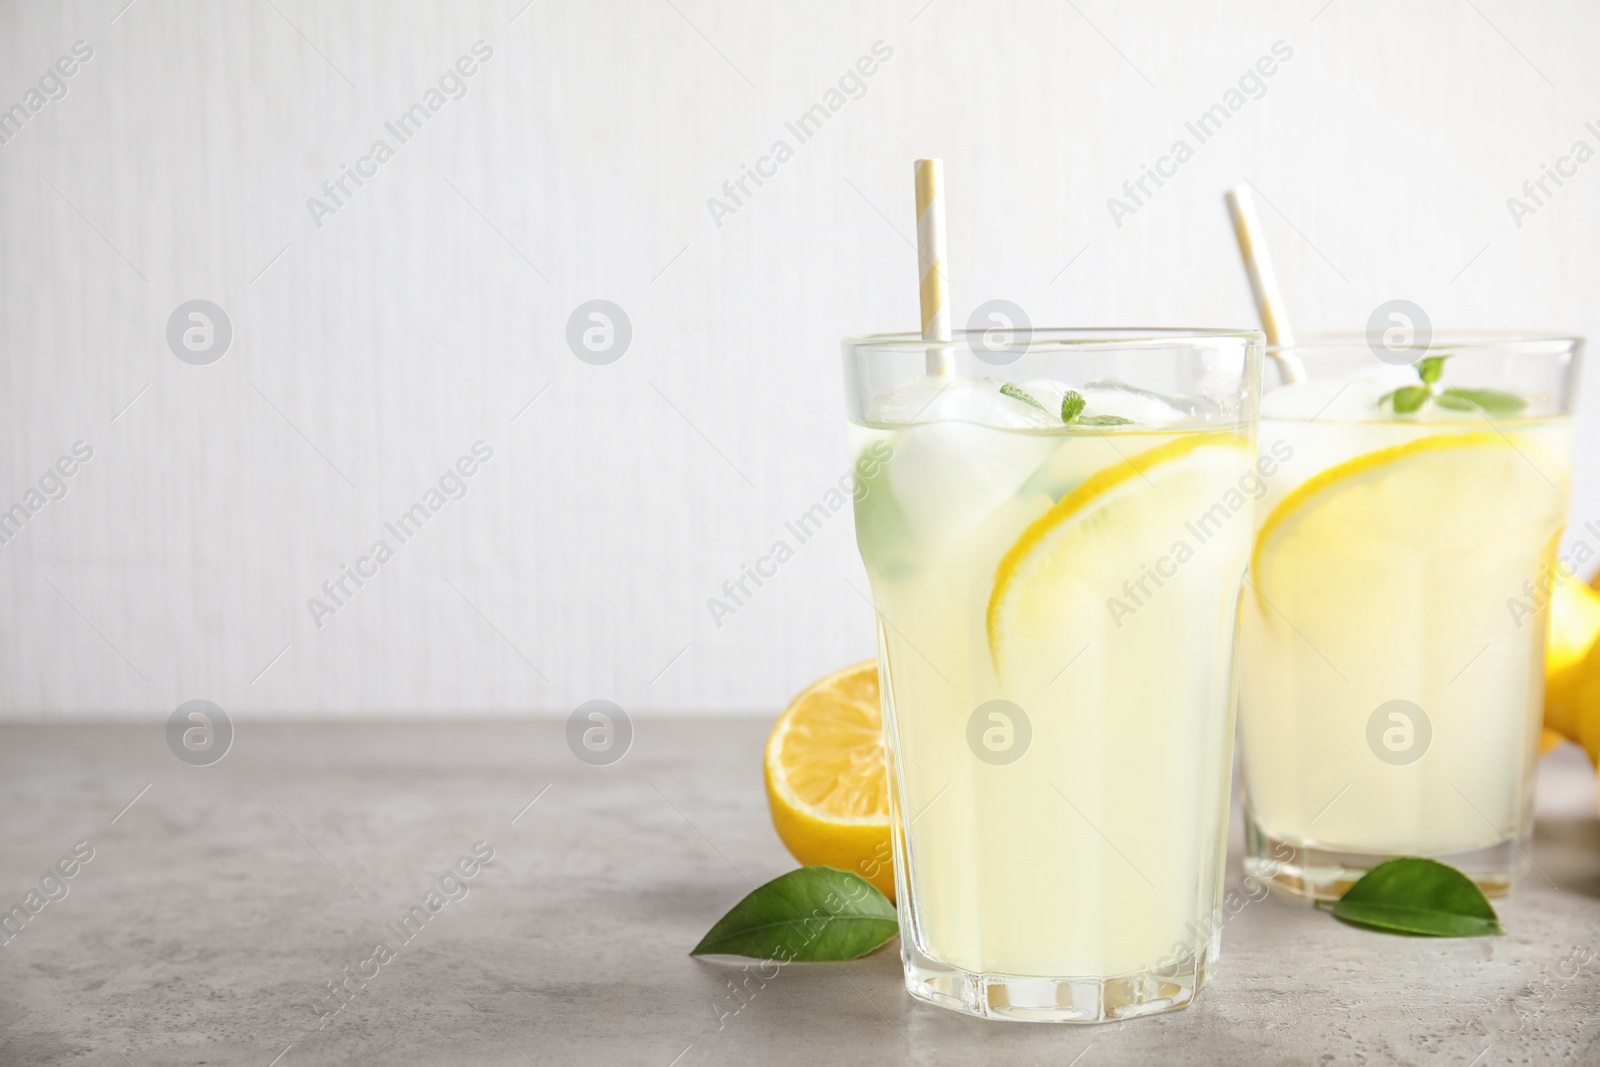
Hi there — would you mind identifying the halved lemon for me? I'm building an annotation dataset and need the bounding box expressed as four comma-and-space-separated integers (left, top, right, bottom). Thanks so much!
987, 432, 1252, 688
1544, 577, 1600, 765
764, 661, 894, 898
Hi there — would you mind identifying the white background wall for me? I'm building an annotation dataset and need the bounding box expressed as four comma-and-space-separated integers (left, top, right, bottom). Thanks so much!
0, 0, 1596, 717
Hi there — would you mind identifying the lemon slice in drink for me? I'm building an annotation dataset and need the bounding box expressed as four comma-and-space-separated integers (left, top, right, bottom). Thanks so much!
1251, 432, 1567, 691
987, 433, 1252, 689
764, 661, 895, 898
1252, 433, 1566, 599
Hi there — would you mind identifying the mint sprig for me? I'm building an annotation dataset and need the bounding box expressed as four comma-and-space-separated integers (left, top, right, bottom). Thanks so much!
1060, 389, 1132, 427
1380, 354, 1526, 418
1327, 857, 1503, 937
999, 384, 1136, 427
999, 383, 1046, 411
1437, 388, 1526, 416
1388, 385, 1431, 414
1060, 390, 1086, 423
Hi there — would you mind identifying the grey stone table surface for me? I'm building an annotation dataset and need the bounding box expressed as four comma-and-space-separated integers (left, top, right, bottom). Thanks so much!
2, 721, 1598, 1066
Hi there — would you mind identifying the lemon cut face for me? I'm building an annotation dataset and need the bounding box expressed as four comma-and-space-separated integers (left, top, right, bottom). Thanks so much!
1252, 433, 1567, 622
986, 433, 1253, 690
1251, 431, 1568, 710
764, 661, 894, 898
1544, 577, 1600, 767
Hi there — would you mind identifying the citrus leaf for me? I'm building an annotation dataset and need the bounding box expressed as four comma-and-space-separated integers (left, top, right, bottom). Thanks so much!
999, 383, 1045, 411
1331, 857, 1503, 937
690, 867, 898, 960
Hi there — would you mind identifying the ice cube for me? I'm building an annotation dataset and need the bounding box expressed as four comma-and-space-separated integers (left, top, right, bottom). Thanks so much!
1018, 379, 1071, 420
884, 420, 1059, 556
1261, 366, 1414, 421
867, 374, 952, 424
1258, 381, 1345, 421
869, 375, 1061, 430
865, 377, 1060, 557
1077, 380, 1193, 425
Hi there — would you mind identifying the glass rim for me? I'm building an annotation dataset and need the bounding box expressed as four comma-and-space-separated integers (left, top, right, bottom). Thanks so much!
1267, 329, 1582, 354
843, 326, 1264, 350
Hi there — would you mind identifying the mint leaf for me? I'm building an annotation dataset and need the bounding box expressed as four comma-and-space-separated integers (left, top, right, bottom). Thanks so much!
1390, 386, 1431, 414
1077, 414, 1134, 426
1381, 355, 1529, 420
1438, 388, 1527, 417
999, 383, 1045, 411
690, 867, 898, 960
1061, 390, 1086, 423
1331, 857, 1503, 937
852, 441, 915, 581
1417, 354, 1451, 385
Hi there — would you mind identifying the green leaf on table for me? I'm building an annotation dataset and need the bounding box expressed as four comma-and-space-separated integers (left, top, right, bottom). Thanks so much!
1437, 388, 1527, 417
999, 383, 1045, 411
1417, 354, 1452, 385
1076, 414, 1134, 426
1060, 390, 1087, 423
690, 867, 898, 960
1331, 857, 1503, 937
1389, 385, 1431, 414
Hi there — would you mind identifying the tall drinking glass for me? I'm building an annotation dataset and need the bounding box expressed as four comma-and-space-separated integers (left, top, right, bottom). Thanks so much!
1239, 333, 1581, 900
843, 328, 1263, 1023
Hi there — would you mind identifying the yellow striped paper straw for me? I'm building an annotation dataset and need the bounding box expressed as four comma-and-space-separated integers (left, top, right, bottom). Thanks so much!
1224, 184, 1305, 384
915, 158, 953, 375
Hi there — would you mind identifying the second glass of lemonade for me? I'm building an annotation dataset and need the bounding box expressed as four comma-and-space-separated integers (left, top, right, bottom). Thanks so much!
1239, 334, 1580, 899
844, 328, 1262, 1023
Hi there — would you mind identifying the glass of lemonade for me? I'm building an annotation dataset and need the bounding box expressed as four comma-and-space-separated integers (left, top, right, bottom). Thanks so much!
1239, 333, 1581, 900
843, 327, 1262, 1023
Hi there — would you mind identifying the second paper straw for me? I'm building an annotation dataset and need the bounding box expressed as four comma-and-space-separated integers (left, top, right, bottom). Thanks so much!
1224, 184, 1304, 384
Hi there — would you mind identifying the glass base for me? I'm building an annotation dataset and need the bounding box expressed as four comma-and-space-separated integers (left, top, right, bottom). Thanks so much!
1244, 810, 1527, 902
900, 937, 1213, 1024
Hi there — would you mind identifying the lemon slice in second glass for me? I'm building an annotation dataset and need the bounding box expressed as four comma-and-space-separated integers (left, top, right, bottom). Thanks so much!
1242, 429, 1569, 856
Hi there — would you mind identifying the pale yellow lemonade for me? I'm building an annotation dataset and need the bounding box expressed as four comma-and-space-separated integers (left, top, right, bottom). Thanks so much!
852, 376, 1255, 981
1241, 372, 1572, 879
